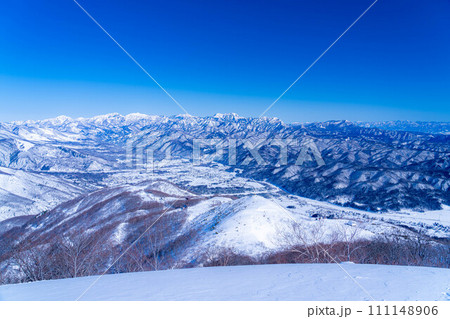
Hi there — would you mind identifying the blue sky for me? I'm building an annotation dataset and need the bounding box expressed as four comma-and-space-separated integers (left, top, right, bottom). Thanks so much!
1, 0, 449, 122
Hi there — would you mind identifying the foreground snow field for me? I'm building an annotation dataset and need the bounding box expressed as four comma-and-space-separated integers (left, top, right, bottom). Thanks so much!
1, 264, 449, 301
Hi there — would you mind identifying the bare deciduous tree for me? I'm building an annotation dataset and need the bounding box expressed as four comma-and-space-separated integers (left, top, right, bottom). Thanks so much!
13, 245, 53, 282
280, 220, 331, 263
52, 233, 105, 278
119, 226, 169, 273
332, 223, 365, 262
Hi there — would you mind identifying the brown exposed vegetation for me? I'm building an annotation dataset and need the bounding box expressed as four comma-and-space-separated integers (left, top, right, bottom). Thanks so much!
1, 218, 448, 285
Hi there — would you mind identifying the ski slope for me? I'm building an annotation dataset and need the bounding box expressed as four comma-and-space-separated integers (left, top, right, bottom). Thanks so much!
1, 264, 449, 301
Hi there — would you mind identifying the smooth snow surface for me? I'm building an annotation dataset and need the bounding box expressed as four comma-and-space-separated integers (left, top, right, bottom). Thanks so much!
1, 264, 448, 301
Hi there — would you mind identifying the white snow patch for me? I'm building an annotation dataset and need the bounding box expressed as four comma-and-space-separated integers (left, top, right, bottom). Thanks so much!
0, 264, 448, 301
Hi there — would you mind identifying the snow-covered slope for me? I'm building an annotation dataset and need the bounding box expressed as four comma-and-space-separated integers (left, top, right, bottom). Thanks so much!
0, 167, 87, 221
3, 173, 442, 280
1, 180, 201, 249
359, 120, 450, 135
0, 263, 448, 301
1, 113, 449, 211
1, 114, 449, 291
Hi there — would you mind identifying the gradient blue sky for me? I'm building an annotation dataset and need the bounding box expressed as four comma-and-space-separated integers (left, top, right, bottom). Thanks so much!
1, 0, 449, 122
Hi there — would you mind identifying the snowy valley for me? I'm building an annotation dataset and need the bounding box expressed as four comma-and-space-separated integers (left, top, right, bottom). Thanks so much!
0, 113, 449, 300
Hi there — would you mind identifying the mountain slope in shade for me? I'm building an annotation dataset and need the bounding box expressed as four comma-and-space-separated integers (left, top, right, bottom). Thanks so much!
0, 263, 448, 301
0, 167, 88, 221
0, 113, 449, 211
4, 176, 440, 278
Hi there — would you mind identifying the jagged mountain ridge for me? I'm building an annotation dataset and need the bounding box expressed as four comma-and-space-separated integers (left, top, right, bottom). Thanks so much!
359, 120, 450, 135
0, 113, 449, 211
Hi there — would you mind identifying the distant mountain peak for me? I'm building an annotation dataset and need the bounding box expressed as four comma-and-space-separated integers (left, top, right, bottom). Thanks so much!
213, 113, 242, 120
44, 115, 73, 125
53, 115, 72, 121
91, 113, 121, 120
174, 113, 195, 118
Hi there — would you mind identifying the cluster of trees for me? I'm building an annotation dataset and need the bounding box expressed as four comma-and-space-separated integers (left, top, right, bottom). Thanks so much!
202, 235, 449, 269
113, 229, 173, 274
203, 222, 450, 269
1, 229, 173, 285
4, 234, 107, 283
1, 221, 448, 285
262, 235, 449, 267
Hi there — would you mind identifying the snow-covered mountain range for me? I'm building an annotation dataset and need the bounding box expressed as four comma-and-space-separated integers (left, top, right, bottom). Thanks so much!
1, 113, 449, 213
359, 120, 450, 135
0, 113, 449, 284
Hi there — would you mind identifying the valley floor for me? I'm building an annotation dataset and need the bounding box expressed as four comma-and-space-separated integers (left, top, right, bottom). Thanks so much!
0, 263, 449, 301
